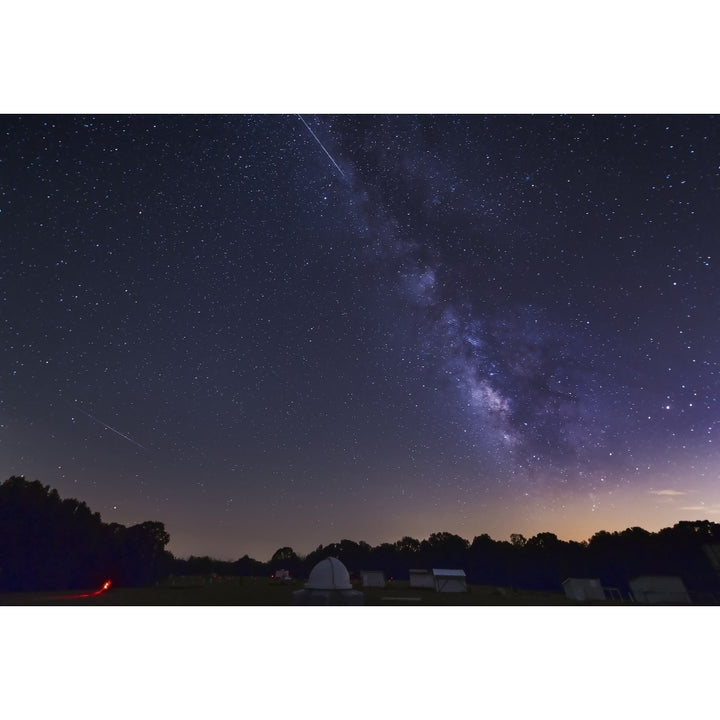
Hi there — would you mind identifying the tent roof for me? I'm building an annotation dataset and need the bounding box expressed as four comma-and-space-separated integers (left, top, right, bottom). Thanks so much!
432, 569, 466, 577
629, 575, 687, 587
630, 575, 684, 581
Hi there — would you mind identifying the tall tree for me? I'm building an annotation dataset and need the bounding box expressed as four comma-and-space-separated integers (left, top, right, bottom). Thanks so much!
0, 476, 172, 591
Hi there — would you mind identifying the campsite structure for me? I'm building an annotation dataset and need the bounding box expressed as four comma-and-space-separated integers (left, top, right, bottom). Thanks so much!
291, 557, 364, 605
562, 578, 607, 602
432, 568, 467, 593
628, 575, 691, 604
360, 570, 386, 588
409, 569, 435, 589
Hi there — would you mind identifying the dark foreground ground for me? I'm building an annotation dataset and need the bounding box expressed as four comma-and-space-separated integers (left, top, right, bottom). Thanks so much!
0, 578, 621, 606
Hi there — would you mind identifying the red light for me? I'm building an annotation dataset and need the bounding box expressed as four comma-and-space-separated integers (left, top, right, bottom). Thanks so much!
47, 579, 113, 601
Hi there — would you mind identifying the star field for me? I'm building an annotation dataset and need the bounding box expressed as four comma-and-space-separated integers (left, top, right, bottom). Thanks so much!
2, 114, 719, 560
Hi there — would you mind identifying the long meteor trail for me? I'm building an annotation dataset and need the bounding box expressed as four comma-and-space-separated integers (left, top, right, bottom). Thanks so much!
75, 406, 148, 451
298, 114, 346, 179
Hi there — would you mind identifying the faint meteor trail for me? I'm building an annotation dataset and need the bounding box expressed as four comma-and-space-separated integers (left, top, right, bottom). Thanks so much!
74, 406, 148, 451
298, 114, 346, 179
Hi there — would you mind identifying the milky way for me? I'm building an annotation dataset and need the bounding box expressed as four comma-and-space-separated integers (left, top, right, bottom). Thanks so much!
305, 116, 718, 487
2, 114, 719, 559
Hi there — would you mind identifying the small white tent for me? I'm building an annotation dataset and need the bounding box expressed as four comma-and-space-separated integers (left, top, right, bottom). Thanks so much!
409, 569, 435, 588
562, 578, 606, 602
628, 576, 691, 604
360, 570, 386, 588
432, 568, 467, 593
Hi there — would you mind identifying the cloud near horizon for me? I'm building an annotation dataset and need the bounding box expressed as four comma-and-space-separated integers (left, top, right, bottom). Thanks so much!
680, 505, 720, 514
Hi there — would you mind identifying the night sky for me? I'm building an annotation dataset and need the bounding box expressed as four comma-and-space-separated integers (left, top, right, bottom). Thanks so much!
3, 114, 719, 561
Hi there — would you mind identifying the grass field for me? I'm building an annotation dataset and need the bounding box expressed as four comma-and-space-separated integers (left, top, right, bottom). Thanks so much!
0, 577, 583, 605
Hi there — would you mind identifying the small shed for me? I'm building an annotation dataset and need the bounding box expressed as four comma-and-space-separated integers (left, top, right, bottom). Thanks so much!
360, 570, 386, 588
273, 569, 291, 581
562, 578, 606, 602
432, 568, 467, 593
628, 575, 691, 604
409, 569, 435, 589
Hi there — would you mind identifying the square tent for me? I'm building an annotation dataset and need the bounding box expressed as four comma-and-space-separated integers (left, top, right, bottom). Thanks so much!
409, 569, 435, 588
562, 578, 606, 602
628, 576, 691, 604
360, 570, 386, 588
432, 568, 467, 593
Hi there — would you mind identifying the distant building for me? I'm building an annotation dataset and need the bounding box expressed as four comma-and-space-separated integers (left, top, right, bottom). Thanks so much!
360, 570, 386, 588
409, 569, 435, 589
562, 578, 606, 602
432, 568, 467, 593
291, 557, 364, 605
273, 569, 291, 581
628, 576, 691, 604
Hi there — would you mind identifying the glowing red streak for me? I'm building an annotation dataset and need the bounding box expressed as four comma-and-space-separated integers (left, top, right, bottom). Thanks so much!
47, 579, 113, 601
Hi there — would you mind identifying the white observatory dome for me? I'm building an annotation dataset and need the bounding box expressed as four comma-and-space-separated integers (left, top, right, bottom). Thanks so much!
304, 557, 352, 590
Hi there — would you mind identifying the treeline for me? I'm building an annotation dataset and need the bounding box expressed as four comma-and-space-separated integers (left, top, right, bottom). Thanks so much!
3, 475, 720, 595
177, 525, 720, 596
0, 476, 172, 592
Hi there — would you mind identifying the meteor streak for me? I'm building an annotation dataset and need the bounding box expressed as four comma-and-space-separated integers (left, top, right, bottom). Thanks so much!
298, 114, 346, 179
75, 406, 148, 451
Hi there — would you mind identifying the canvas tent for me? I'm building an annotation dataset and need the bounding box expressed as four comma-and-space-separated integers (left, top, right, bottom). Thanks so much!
409, 569, 435, 588
360, 570, 386, 588
628, 576, 691, 604
432, 568, 467, 593
291, 557, 364, 605
562, 578, 606, 602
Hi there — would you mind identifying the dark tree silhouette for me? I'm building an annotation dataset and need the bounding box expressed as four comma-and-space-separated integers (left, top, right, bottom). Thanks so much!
271, 547, 297, 564
6, 476, 720, 599
420, 532, 469, 569
233, 554, 268, 577
269, 546, 302, 576
288, 521, 720, 598
0, 476, 172, 592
